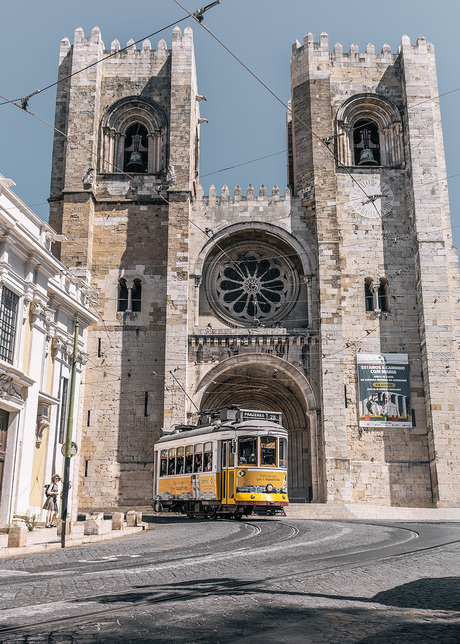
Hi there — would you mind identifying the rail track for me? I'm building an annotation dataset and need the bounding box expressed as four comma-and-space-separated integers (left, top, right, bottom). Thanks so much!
1, 520, 459, 636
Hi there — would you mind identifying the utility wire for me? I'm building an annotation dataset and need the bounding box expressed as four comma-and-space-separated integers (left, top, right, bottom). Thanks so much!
0, 16, 191, 108
170, 0, 396, 221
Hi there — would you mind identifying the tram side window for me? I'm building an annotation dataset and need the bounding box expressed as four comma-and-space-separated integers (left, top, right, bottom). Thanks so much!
239, 437, 257, 465
204, 442, 213, 471
168, 448, 176, 475
260, 436, 276, 466
279, 438, 287, 469
194, 444, 203, 472
177, 446, 184, 474
185, 445, 193, 473
160, 450, 167, 477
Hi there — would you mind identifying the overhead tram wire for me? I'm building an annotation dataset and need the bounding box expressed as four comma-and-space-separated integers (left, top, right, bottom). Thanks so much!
1, 0, 456, 221
0, 40, 435, 389
174, 0, 460, 220
0, 96, 447, 328
172, 0, 397, 222
1, 91, 456, 282
0, 18, 454, 358
0, 2, 222, 109
200, 149, 287, 178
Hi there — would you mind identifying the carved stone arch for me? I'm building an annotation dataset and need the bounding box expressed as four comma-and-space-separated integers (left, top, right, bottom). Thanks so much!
336, 93, 404, 167
194, 223, 315, 328
192, 353, 322, 502
193, 221, 316, 278
100, 96, 168, 174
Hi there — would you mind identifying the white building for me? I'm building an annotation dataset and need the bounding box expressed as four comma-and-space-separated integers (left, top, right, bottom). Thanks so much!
0, 175, 97, 526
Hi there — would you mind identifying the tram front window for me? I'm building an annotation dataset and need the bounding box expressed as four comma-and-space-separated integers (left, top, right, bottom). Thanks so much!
279, 438, 287, 469
260, 436, 276, 466
239, 437, 257, 465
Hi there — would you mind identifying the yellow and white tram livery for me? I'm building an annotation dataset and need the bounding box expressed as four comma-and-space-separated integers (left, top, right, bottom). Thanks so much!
153, 408, 288, 518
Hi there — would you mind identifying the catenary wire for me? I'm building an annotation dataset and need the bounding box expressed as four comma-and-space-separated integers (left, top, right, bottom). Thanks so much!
170, 0, 460, 222
1, 10, 458, 226
0, 15, 194, 108
0, 19, 454, 366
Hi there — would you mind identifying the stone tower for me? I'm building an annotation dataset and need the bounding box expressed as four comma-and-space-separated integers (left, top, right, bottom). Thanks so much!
49, 26, 200, 507
49, 26, 460, 510
289, 33, 460, 507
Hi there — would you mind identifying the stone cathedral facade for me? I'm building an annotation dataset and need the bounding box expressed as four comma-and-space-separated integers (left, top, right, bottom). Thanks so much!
49, 25, 460, 510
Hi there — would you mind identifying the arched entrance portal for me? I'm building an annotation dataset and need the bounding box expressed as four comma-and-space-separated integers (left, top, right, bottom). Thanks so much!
194, 354, 319, 503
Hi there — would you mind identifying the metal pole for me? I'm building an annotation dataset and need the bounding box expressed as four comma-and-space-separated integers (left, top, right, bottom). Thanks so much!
61, 319, 79, 548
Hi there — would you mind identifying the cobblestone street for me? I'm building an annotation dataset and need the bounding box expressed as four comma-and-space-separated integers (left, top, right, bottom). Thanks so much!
0, 519, 459, 642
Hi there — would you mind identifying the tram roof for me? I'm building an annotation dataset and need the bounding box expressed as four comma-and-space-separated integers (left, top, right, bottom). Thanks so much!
155, 419, 287, 445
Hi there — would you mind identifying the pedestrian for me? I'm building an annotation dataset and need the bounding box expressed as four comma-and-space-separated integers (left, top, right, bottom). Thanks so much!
43, 474, 61, 527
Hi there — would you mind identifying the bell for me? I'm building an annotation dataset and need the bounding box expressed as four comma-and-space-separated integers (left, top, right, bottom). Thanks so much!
125, 150, 145, 172
358, 148, 378, 166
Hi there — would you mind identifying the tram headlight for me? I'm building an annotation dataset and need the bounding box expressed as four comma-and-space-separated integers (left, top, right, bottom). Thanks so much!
265, 484, 274, 493
251, 494, 255, 499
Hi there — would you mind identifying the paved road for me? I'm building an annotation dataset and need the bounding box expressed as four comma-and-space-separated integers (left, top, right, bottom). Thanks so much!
0, 518, 459, 642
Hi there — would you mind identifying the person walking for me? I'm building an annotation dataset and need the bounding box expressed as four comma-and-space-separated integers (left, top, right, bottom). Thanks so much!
43, 474, 61, 527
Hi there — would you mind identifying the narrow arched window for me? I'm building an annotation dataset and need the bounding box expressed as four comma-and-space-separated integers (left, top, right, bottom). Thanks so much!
117, 279, 128, 312
353, 120, 380, 166
378, 278, 390, 312
131, 279, 142, 312
124, 124, 149, 173
364, 278, 375, 312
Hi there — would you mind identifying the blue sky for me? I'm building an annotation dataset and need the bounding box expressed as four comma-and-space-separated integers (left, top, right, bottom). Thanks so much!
1, 0, 459, 246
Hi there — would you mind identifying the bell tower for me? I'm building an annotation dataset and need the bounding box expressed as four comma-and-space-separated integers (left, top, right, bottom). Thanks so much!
289, 33, 460, 507
49, 25, 200, 508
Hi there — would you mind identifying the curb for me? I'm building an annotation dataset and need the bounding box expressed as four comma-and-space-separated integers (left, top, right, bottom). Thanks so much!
0, 525, 145, 559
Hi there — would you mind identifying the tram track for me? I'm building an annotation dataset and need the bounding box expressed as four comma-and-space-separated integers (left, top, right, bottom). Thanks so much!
1, 522, 460, 636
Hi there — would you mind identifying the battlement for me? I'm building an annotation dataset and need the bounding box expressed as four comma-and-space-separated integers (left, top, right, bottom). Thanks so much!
291, 32, 434, 66
196, 183, 291, 203
60, 25, 195, 57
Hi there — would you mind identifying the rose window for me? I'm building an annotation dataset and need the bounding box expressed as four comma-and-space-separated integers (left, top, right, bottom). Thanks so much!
206, 242, 299, 326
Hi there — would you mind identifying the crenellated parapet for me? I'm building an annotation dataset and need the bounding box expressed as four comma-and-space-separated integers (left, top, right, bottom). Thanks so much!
60, 25, 174, 60
291, 31, 433, 67
196, 183, 291, 205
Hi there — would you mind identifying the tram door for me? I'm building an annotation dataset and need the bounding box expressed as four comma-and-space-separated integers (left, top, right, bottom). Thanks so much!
220, 440, 235, 505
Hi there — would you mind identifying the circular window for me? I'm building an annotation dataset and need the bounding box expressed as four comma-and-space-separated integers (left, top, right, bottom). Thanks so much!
206, 242, 299, 326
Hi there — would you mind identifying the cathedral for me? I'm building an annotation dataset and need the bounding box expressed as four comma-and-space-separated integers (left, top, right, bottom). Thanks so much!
49, 25, 460, 510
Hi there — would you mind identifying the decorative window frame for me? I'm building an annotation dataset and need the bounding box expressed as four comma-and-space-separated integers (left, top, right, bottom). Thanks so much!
336, 94, 404, 168
364, 276, 390, 316
99, 96, 168, 175
0, 285, 20, 365
117, 276, 144, 316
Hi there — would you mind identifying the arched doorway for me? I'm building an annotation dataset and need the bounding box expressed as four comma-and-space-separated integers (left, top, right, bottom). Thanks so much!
194, 354, 319, 503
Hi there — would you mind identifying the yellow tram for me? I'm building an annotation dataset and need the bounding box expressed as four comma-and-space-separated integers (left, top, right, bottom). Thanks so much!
152, 407, 288, 518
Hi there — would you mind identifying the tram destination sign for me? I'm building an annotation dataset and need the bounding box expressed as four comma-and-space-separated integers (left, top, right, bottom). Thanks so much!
239, 409, 282, 424
357, 353, 412, 428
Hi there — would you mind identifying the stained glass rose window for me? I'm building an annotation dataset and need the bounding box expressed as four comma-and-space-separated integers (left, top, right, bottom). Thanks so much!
206, 242, 299, 326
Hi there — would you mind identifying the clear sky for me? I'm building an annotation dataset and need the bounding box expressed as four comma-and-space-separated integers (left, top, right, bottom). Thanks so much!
1, 0, 459, 246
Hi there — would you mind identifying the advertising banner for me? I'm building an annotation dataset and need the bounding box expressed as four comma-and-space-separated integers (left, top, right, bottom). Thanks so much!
357, 353, 412, 428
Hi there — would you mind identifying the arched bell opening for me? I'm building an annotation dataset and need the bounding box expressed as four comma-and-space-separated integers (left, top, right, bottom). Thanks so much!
353, 120, 380, 166
194, 356, 320, 503
124, 123, 149, 173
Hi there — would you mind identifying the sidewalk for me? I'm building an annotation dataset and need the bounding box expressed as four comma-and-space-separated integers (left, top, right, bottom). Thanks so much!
285, 503, 460, 521
2, 504, 460, 559
0, 520, 145, 559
